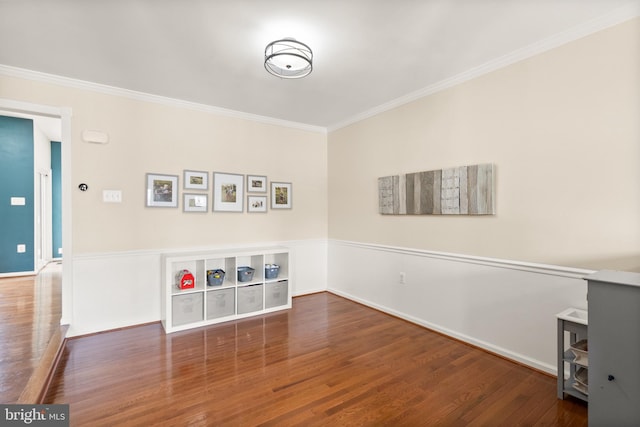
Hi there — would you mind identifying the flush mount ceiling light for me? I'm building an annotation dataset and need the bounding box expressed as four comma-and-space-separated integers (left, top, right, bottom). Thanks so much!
264, 38, 313, 79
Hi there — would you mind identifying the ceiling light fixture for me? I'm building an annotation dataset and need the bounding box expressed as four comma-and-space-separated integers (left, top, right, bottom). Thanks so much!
264, 38, 313, 79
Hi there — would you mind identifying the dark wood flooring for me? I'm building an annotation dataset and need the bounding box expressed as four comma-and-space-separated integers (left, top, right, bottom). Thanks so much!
0, 263, 62, 403
44, 292, 587, 426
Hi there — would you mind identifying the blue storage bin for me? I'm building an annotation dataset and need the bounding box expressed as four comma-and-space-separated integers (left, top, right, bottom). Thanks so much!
207, 269, 225, 286
237, 266, 255, 282
265, 264, 280, 279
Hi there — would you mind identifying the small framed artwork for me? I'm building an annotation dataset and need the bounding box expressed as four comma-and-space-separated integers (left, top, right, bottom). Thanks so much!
248, 195, 267, 213
183, 193, 208, 213
146, 173, 179, 208
271, 182, 292, 209
184, 170, 208, 190
247, 175, 267, 193
213, 172, 244, 212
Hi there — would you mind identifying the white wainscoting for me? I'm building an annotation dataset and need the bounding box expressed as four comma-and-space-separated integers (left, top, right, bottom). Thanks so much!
68, 237, 589, 374
327, 240, 593, 374
71, 251, 161, 337
68, 239, 328, 337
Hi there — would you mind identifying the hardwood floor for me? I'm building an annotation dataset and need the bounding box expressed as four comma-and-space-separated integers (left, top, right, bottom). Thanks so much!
45, 292, 587, 426
0, 262, 62, 403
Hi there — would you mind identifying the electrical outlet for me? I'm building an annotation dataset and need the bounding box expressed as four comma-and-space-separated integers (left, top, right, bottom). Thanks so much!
17, 244, 26, 253
399, 272, 406, 284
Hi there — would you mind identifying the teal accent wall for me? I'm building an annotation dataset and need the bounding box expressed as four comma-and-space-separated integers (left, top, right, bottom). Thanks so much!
0, 115, 34, 273
51, 141, 62, 258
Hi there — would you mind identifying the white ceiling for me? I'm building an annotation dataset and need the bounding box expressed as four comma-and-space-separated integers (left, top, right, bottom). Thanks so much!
0, 0, 638, 130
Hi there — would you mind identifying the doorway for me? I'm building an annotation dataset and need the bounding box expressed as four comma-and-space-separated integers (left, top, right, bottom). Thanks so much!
0, 98, 72, 328
0, 112, 60, 275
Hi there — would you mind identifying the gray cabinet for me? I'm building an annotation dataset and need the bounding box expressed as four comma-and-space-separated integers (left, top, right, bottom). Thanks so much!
587, 270, 640, 427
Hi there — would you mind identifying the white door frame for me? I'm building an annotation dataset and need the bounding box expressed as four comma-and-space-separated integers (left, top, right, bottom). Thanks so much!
0, 98, 73, 326
36, 168, 53, 271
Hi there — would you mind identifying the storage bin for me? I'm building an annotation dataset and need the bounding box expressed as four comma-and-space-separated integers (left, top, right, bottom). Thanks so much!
570, 339, 588, 367
237, 266, 255, 282
573, 367, 589, 395
265, 264, 280, 280
265, 280, 288, 308
206, 288, 235, 319
574, 367, 588, 387
207, 269, 225, 286
172, 293, 203, 327
237, 284, 263, 314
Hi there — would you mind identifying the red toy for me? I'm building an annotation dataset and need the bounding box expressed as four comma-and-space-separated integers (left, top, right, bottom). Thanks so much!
176, 269, 195, 290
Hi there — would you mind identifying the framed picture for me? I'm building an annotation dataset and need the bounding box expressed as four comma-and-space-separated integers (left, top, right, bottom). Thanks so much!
184, 170, 208, 190
183, 193, 208, 213
146, 173, 179, 208
247, 195, 267, 213
213, 172, 244, 212
247, 175, 267, 193
271, 182, 292, 209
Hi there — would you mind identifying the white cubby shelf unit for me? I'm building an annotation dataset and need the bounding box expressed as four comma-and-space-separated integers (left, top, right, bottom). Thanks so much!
161, 247, 291, 333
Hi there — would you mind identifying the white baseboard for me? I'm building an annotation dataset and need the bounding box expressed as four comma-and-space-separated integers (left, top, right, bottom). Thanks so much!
327, 240, 591, 375
328, 287, 555, 374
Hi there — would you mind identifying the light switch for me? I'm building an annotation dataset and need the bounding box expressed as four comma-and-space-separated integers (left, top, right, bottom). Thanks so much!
103, 190, 122, 203
17, 244, 26, 253
10, 197, 26, 206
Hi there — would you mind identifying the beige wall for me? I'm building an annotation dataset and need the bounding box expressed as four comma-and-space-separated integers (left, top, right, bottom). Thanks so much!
328, 18, 640, 271
1, 18, 638, 271
0, 76, 328, 254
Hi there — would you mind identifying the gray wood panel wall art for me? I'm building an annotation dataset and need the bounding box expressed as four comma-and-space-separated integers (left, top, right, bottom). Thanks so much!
378, 163, 495, 215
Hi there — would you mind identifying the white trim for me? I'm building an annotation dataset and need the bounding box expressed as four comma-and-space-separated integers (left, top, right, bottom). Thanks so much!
327, 240, 591, 374
0, 98, 64, 118
294, 287, 327, 296
74, 238, 594, 278
0, 271, 35, 278
331, 239, 595, 279
71, 238, 328, 260
0, 99, 74, 326
328, 288, 556, 374
327, 5, 640, 131
0, 64, 326, 135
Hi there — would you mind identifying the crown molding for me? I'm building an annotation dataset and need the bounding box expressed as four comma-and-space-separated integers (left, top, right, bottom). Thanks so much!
1, 4, 637, 136
0, 64, 327, 135
327, 4, 640, 132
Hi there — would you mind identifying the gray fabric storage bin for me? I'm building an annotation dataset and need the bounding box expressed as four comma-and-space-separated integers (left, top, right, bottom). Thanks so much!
237, 284, 263, 314
172, 293, 203, 327
206, 288, 235, 319
265, 280, 288, 308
